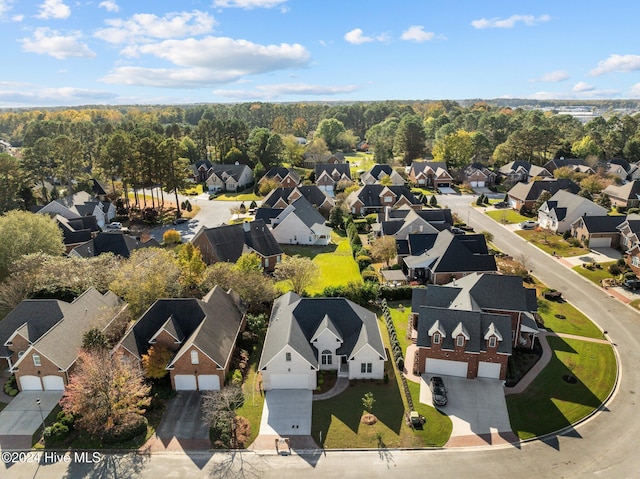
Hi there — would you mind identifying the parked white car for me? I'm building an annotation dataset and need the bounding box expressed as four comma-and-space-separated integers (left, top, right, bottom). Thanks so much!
520, 220, 538, 230
106, 222, 122, 229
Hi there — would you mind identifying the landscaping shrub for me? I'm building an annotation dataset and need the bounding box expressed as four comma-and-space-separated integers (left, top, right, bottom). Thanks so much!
357, 254, 372, 270
44, 423, 69, 444
617, 258, 627, 267
163, 229, 182, 245
353, 219, 368, 233
563, 230, 571, 240
361, 269, 378, 282
364, 213, 378, 224
379, 285, 414, 301
608, 264, 623, 276
567, 237, 581, 247
103, 415, 148, 444
56, 411, 74, 428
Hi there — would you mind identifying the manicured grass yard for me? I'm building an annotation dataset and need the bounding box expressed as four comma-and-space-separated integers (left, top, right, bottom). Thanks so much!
486, 209, 530, 224
235, 344, 265, 447
279, 231, 362, 295
630, 299, 640, 311
507, 336, 616, 440
386, 302, 413, 353
214, 192, 262, 201
537, 298, 605, 339
515, 229, 589, 257
571, 261, 616, 286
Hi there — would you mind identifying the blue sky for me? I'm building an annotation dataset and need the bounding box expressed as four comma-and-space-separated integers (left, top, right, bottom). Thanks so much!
1, 0, 640, 107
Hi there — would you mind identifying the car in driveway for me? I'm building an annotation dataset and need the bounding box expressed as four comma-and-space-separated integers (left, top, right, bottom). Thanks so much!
623, 279, 640, 290
429, 376, 447, 406
173, 217, 189, 225
106, 221, 122, 229
493, 201, 509, 209
520, 220, 538, 230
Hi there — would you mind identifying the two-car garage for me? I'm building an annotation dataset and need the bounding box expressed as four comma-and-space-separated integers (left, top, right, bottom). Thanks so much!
425, 359, 502, 380
19, 375, 65, 391
173, 374, 220, 391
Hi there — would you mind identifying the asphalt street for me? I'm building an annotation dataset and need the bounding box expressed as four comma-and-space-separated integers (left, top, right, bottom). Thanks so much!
4, 194, 640, 479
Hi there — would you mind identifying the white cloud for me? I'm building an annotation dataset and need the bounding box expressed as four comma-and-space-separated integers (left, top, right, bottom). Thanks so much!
11, 14, 23, 21
589, 54, 640, 76
344, 28, 373, 45
471, 14, 550, 29
36, 0, 71, 20
213, 0, 287, 9
0, 0, 13, 17
98, 1, 119, 13
573, 81, 594, 92
102, 37, 310, 87
0, 85, 117, 106
21, 28, 95, 59
94, 10, 215, 44
214, 83, 360, 99
529, 70, 569, 83
528, 87, 619, 100
629, 83, 640, 98
401, 25, 435, 42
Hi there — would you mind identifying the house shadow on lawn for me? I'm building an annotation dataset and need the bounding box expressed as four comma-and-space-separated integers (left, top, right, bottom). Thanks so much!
507, 336, 612, 450
312, 362, 404, 447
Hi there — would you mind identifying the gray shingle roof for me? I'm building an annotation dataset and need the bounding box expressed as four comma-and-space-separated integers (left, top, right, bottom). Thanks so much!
508, 179, 579, 201
0, 301, 65, 358
286, 197, 327, 229
417, 307, 512, 355
603, 180, 640, 200
315, 163, 352, 181
262, 186, 333, 209
259, 293, 386, 370
348, 184, 421, 208
71, 231, 155, 258
263, 167, 301, 184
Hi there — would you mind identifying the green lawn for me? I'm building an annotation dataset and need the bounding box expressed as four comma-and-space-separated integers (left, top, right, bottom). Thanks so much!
516, 230, 589, 257
630, 299, 640, 311
507, 336, 616, 440
571, 261, 616, 286
386, 302, 413, 353
486, 209, 530, 224
214, 192, 262, 201
278, 231, 362, 295
537, 298, 605, 339
235, 344, 265, 447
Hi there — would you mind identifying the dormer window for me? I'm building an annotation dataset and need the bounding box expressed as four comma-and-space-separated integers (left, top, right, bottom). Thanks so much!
384, 196, 393, 203
489, 336, 497, 348
456, 335, 465, 347
432, 333, 441, 344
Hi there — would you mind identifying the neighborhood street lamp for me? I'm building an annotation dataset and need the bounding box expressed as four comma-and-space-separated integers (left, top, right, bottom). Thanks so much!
36, 397, 46, 435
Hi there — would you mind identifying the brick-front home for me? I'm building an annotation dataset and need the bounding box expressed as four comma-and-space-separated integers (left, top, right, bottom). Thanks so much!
2, 288, 124, 391
507, 179, 579, 211
602, 181, 640, 209
260, 167, 301, 188
408, 161, 453, 188
191, 220, 283, 272
315, 163, 352, 196
115, 286, 246, 391
346, 185, 422, 215
261, 186, 334, 217
617, 215, 640, 275
571, 214, 626, 248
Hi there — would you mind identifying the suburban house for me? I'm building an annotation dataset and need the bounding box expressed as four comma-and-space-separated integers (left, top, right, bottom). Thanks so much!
54, 214, 100, 253
571, 215, 626, 248
373, 206, 453, 237
257, 197, 332, 246
315, 163, 352, 195
259, 167, 301, 188
205, 163, 254, 193
69, 231, 159, 258
191, 220, 283, 272
602, 181, 640, 209
403, 230, 497, 283
606, 158, 632, 182
507, 179, 579, 211
498, 161, 552, 184
537, 190, 608, 233
374, 208, 442, 240
1, 288, 125, 391
116, 286, 246, 391
396, 233, 439, 264
617, 215, 640, 275
408, 161, 453, 189
359, 164, 405, 186
37, 191, 116, 229
90, 178, 110, 202
410, 273, 539, 379
258, 292, 387, 390
543, 158, 591, 174
261, 186, 334, 217
0, 139, 14, 153
303, 151, 346, 168
457, 163, 496, 188
346, 185, 422, 215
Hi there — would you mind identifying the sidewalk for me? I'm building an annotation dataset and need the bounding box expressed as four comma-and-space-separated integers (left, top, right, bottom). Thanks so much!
313, 377, 349, 401
504, 333, 553, 395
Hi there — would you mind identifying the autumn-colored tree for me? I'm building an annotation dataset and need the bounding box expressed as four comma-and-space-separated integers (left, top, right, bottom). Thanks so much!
274, 255, 319, 295
163, 229, 182, 244
141, 344, 173, 379
370, 236, 397, 267
176, 242, 206, 291
201, 386, 245, 448
61, 349, 151, 441
258, 177, 279, 196
234, 252, 263, 273
202, 262, 276, 311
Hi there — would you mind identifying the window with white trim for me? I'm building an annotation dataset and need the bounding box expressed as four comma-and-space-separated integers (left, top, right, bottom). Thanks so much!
432, 333, 441, 344
33, 354, 41, 367
321, 350, 332, 365
456, 335, 465, 347
361, 362, 372, 373
384, 196, 393, 203
633, 256, 640, 267
190, 350, 199, 365
489, 336, 497, 348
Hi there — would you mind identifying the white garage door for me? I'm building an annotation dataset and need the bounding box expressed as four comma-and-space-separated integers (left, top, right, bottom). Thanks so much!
197, 375, 220, 391
269, 373, 309, 389
477, 362, 502, 379
42, 375, 65, 390
470, 181, 485, 187
588, 237, 612, 248
425, 358, 468, 378
19, 375, 42, 391
174, 374, 197, 390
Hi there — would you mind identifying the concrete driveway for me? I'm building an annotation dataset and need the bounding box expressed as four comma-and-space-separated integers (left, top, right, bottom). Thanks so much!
0, 391, 63, 450
419, 375, 515, 446
145, 391, 210, 452
259, 390, 312, 436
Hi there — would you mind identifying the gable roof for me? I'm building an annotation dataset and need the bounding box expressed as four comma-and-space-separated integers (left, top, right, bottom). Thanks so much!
603, 180, 640, 200
416, 307, 512, 355
55, 214, 98, 245
262, 186, 333, 209
13, 288, 122, 371
70, 231, 155, 258
410, 161, 450, 176
347, 184, 421, 208
262, 167, 301, 184
259, 293, 386, 370
508, 179, 579, 201
542, 158, 586, 172
498, 161, 552, 178
193, 219, 283, 262
207, 163, 251, 183
540, 190, 607, 221
119, 286, 245, 369
315, 163, 352, 181
280, 196, 327, 230
0, 301, 66, 358
572, 214, 626, 233
254, 207, 285, 224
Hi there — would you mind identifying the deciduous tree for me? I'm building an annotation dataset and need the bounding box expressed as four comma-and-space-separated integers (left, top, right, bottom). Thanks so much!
201, 386, 245, 448
370, 236, 397, 267
141, 344, 173, 379
274, 255, 319, 295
